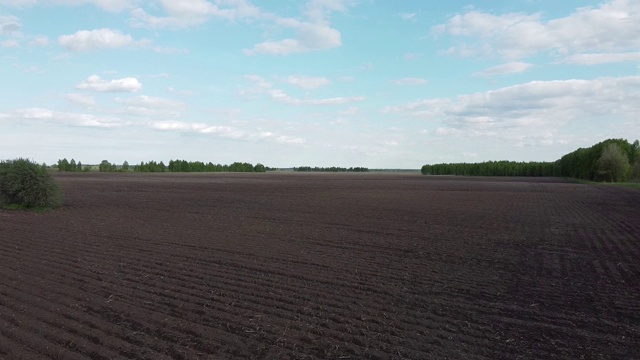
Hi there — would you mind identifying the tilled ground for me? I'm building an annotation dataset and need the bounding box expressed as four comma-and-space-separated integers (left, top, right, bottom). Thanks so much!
0, 172, 638, 359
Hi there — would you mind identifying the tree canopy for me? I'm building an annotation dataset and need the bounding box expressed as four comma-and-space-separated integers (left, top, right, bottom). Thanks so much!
422, 138, 639, 182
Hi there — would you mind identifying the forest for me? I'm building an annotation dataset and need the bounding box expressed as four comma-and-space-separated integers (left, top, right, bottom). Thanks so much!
422, 138, 640, 182
293, 166, 369, 172
55, 159, 266, 173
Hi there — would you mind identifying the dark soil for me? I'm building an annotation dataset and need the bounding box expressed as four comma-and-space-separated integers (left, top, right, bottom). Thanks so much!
1, 172, 638, 359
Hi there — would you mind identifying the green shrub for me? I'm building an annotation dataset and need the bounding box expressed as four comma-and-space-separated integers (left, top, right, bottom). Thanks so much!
0, 158, 61, 209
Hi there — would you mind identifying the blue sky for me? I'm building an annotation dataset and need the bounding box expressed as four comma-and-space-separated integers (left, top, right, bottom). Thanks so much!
1, 0, 639, 168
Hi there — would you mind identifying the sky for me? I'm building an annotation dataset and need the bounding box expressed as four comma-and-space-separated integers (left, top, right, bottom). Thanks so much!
1, 0, 639, 168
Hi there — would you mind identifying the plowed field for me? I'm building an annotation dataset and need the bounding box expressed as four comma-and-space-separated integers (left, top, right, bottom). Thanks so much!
1, 172, 638, 359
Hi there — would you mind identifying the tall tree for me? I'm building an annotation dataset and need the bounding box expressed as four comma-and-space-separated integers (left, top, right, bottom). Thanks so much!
597, 143, 630, 182
99, 160, 111, 172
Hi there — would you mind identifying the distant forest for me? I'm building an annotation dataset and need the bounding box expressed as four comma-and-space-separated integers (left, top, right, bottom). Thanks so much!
55, 159, 266, 173
421, 138, 640, 183
293, 166, 369, 172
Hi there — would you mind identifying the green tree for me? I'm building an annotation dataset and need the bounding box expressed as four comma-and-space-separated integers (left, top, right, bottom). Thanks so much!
99, 160, 111, 172
597, 143, 630, 182
630, 140, 640, 182
0, 158, 61, 209
122, 161, 130, 172
58, 158, 70, 171
70, 159, 77, 172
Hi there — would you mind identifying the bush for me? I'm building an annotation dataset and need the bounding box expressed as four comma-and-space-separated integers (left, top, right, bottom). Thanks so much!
0, 158, 61, 209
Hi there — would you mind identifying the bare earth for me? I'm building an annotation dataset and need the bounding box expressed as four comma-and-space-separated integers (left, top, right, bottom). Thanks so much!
0, 172, 638, 359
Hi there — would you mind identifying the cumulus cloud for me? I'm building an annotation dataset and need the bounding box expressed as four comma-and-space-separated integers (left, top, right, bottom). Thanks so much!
244, 0, 352, 55
384, 76, 640, 141
0, 15, 21, 36
76, 75, 142, 92
286, 75, 330, 89
475, 62, 533, 76
58, 28, 146, 51
393, 77, 428, 85
245, 20, 342, 55
434, 0, 640, 62
303, 0, 351, 22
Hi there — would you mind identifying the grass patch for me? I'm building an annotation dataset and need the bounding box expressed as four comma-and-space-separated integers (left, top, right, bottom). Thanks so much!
569, 178, 640, 189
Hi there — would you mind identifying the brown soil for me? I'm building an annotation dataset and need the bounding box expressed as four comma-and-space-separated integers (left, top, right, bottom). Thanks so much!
1, 172, 638, 359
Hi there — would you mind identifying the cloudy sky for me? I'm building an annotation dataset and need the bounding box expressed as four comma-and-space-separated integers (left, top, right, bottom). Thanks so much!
1, 0, 639, 168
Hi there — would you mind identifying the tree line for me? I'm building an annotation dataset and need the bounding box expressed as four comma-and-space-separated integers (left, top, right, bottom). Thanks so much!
421, 161, 560, 177
421, 138, 640, 182
56, 158, 89, 172
56, 159, 267, 173
293, 166, 369, 172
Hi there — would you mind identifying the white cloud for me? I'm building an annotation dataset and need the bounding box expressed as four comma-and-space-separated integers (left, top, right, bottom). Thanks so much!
258, 131, 306, 144
167, 86, 196, 96
0, 0, 37, 6
286, 75, 330, 89
65, 93, 96, 106
385, 76, 640, 141
244, 0, 353, 55
245, 21, 341, 55
8, 108, 124, 128
393, 77, 428, 85
435, 0, 640, 61
0, 0, 136, 12
562, 52, 640, 65
135, 0, 349, 55
400, 13, 417, 22
117, 95, 182, 108
29, 36, 50, 46
150, 121, 245, 138
130, 0, 262, 29
1, 39, 19, 47
58, 28, 147, 51
269, 89, 364, 105
0, 15, 21, 36
56, 0, 136, 12
115, 95, 184, 117
243, 74, 362, 105
149, 120, 305, 144
475, 62, 533, 76
152, 46, 189, 54
76, 75, 142, 92
303, 0, 351, 22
